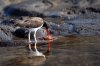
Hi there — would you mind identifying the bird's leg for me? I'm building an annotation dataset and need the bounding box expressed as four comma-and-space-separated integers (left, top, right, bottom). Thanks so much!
28, 31, 31, 42
28, 31, 32, 51
34, 29, 38, 52
33, 29, 45, 57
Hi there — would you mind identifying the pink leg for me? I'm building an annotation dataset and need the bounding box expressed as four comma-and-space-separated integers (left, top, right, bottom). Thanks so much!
28, 31, 32, 51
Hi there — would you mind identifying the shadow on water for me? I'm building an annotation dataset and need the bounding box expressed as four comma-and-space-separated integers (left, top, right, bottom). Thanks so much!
0, 36, 100, 66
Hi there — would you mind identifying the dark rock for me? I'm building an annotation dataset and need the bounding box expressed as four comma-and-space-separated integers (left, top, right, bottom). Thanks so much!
14, 28, 28, 38
67, 23, 76, 33
0, 0, 27, 13
86, 7, 100, 13
3, 0, 78, 19
3, 1, 52, 17
1, 19, 15, 26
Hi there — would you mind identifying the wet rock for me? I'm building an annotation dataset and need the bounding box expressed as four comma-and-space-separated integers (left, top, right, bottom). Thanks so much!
0, 24, 15, 32
1, 18, 15, 26
4, 0, 52, 16
0, 0, 100, 40
2, 0, 100, 17
47, 17, 100, 36
14, 28, 28, 38
3, 0, 79, 19
86, 6, 100, 13
0, 25, 14, 41
68, 18, 100, 35
0, 0, 100, 48
59, 23, 78, 35
48, 22, 78, 36
44, 10, 78, 19
49, 22, 60, 30
0, 30, 11, 41
0, 0, 27, 13
67, 23, 76, 33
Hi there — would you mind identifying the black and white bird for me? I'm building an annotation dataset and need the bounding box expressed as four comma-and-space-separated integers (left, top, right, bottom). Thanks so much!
16, 17, 50, 57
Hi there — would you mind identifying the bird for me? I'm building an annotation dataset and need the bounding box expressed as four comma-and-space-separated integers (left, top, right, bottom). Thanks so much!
15, 17, 51, 57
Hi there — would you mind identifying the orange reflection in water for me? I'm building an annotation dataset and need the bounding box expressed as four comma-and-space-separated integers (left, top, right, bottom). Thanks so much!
46, 28, 51, 52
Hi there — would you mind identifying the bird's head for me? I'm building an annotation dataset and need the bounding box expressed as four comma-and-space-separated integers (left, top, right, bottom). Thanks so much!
43, 22, 48, 29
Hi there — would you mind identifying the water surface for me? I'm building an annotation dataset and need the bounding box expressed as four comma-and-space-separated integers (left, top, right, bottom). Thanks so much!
0, 36, 100, 66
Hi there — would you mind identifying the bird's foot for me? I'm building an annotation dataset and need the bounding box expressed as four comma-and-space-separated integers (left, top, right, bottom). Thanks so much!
44, 50, 51, 56
39, 36, 56, 40
29, 50, 45, 58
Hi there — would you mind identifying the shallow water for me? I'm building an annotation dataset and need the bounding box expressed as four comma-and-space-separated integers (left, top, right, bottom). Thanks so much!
0, 36, 100, 66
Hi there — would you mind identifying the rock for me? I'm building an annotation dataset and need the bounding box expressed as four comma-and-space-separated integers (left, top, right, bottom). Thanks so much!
1, 18, 15, 26
0, 0, 5, 12
44, 10, 77, 19
0, 30, 12, 41
67, 23, 76, 33
4, 0, 52, 16
0, 0, 27, 13
48, 22, 78, 36
86, 6, 100, 13
14, 28, 28, 38
0, 24, 16, 42
3, 0, 79, 19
